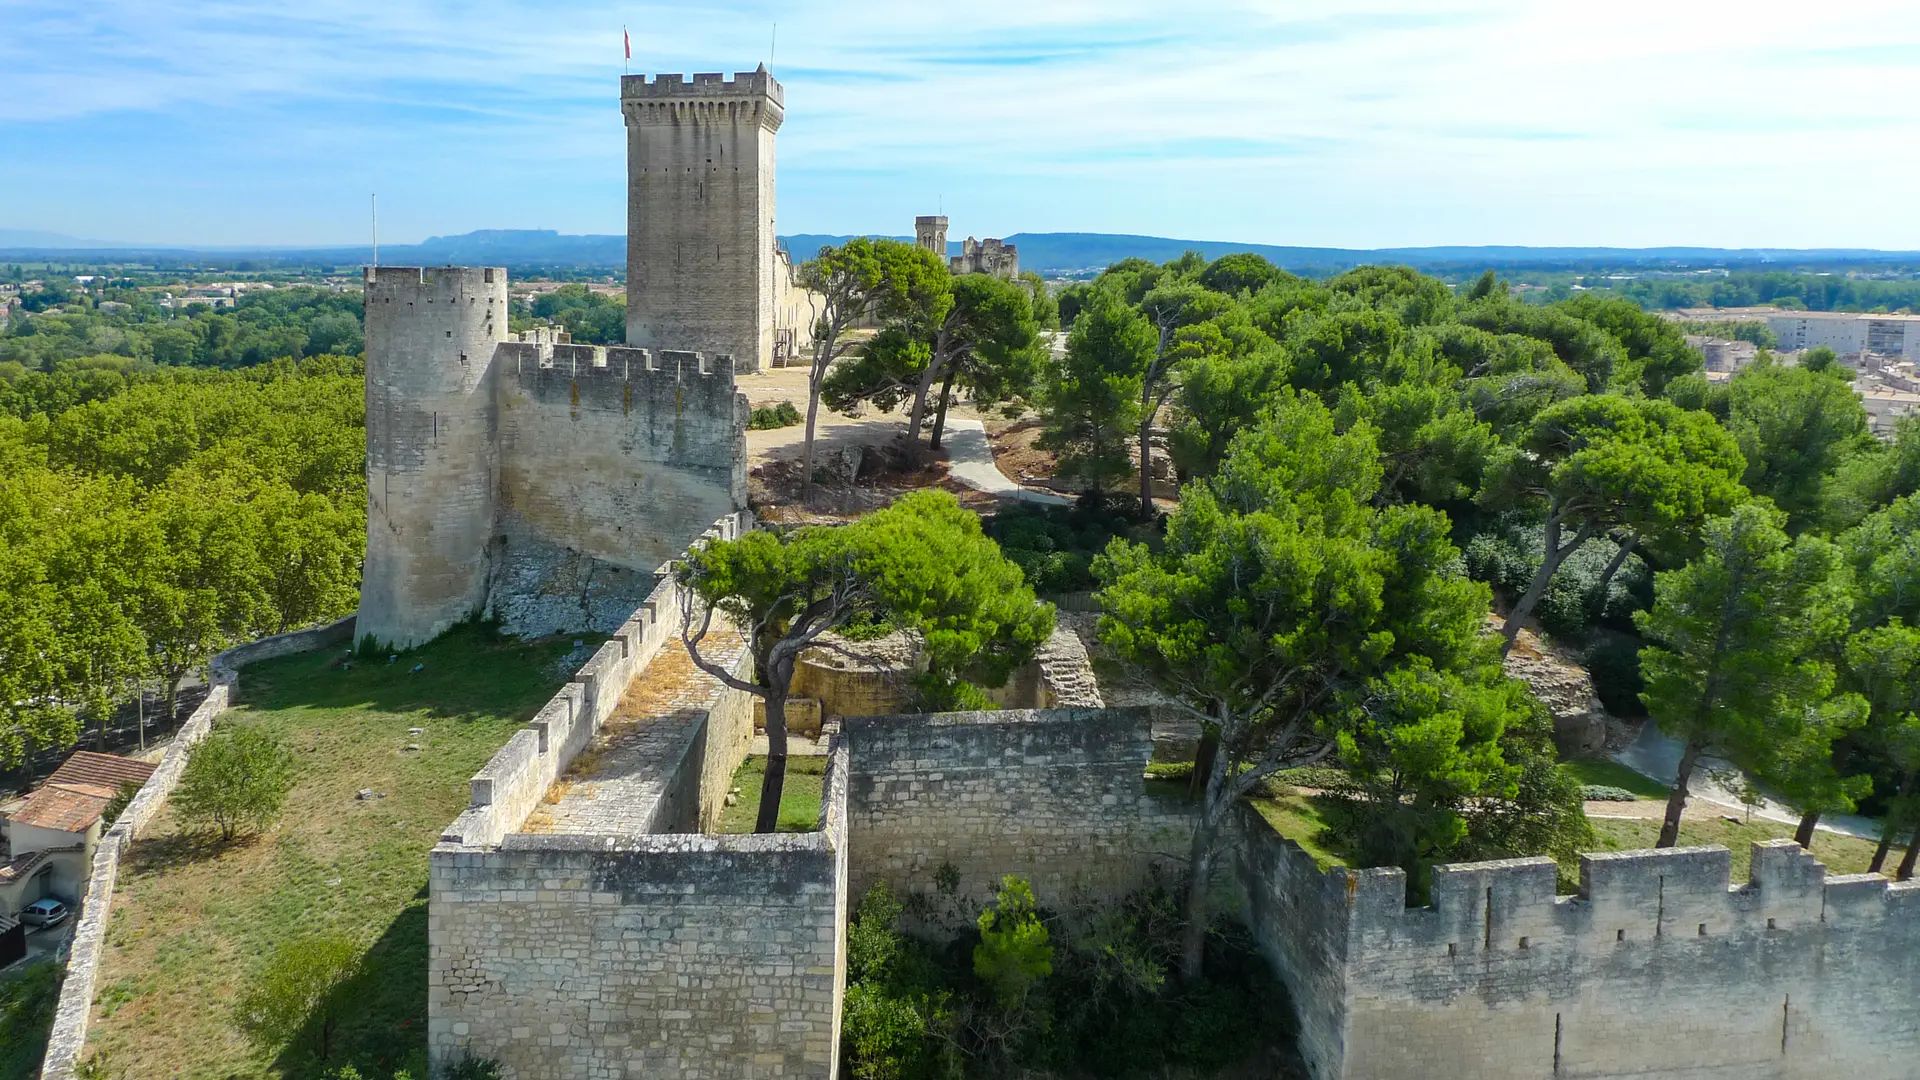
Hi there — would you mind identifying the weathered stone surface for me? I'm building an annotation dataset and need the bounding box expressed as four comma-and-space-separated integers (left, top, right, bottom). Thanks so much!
1240, 815, 1920, 1080
621, 70, 783, 375
1504, 626, 1608, 755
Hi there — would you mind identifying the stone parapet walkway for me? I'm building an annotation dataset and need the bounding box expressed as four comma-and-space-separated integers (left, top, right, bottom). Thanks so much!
523, 626, 748, 835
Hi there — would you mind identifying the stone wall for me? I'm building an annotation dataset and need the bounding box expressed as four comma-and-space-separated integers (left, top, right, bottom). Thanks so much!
361, 281, 749, 644
490, 343, 747, 637
843, 706, 1191, 916
430, 746, 848, 1080
44, 616, 358, 1080
1236, 809, 1920, 1080
441, 512, 751, 849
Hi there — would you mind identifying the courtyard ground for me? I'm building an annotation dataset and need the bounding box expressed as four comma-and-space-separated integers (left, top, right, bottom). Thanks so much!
717, 754, 828, 834
82, 625, 591, 1080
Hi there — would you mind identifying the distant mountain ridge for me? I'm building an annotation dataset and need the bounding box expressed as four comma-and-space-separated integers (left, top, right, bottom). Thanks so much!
5, 227, 1919, 275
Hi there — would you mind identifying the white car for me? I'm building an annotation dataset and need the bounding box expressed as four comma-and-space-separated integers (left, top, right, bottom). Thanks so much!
21, 898, 69, 928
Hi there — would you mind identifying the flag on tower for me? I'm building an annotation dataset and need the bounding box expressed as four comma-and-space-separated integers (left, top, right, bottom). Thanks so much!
624, 29, 631, 60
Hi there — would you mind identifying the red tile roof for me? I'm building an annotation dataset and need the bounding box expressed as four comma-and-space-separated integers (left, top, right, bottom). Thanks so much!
44, 751, 157, 792
7, 751, 156, 834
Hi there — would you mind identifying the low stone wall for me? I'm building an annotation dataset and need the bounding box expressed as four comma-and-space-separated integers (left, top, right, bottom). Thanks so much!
430, 746, 849, 1080
1235, 810, 1920, 1080
41, 615, 357, 1080
843, 706, 1190, 917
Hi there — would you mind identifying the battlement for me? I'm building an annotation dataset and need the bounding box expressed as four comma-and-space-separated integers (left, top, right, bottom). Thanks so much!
497, 343, 738, 383
621, 68, 784, 104
363, 265, 503, 296
1340, 839, 1920, 953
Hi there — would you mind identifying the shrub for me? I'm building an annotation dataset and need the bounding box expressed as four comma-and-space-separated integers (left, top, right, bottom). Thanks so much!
101, 779, 142, 827
1581, 785, 1639, 802
1463, 517, 1650, 640
973, 876, 1053, 1009
441, 1059, 502, 1080
984, 501, 1137, 594
748, 400, 803, 429
841, 877, 1290, 1078
236, 933, 362, 1064
174, 723, 295, 841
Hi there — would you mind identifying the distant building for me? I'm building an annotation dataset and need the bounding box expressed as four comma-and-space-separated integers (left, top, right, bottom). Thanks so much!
1767, 311, 1920, 360
914, 215, 948, 257
1685, 335, 1759, 374
951, 236, 1019, 279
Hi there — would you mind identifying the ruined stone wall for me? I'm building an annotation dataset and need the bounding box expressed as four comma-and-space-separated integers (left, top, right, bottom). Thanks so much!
622, 71, 783, 373
490, 343, 746, 637
843, 707, 1192, 916
1236, 810, 1920, 1080
360, 266, 506, 648
430, 747, 848, 1080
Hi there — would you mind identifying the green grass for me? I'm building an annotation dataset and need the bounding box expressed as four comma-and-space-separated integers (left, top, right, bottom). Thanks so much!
1248, 794, 1350, 871
0, 962, 61, 1080
85, 623, 591, 1080
718, 755, 826, 834
1560, 758, 1671, 799
1582, 815, 1892, 883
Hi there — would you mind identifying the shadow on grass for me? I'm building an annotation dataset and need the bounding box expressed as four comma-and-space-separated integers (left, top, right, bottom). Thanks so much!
271, 888, 431, 1080
236, 622, 605, 728
124, 829, 261, 875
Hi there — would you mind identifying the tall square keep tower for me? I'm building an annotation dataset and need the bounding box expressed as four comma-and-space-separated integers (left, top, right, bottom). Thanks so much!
621, 68, 784, 373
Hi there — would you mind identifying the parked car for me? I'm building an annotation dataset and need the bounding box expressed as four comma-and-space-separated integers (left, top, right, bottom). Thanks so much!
21, 898, 68, 928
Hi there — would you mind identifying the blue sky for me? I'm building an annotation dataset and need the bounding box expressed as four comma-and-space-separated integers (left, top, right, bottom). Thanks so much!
3, 0, 1919, 248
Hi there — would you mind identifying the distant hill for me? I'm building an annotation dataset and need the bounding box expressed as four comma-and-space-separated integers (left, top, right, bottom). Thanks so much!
0, 228, 117, 249
4, 227, 1919, 276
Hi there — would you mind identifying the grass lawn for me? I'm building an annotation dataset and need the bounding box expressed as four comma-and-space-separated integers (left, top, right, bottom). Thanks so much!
85, 624, 591, 1080
1248, 794, 1349, 871
1560, 758, 1671, 799
1584, 815, 1893, 883
717, 754, 825, 834
0, 962, 61, 1080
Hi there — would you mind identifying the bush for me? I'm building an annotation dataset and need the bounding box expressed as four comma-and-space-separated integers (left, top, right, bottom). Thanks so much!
841, 877, 1291, 1078
236, 933, 362, 1065
1463, 517, 1650, 640
174, 723, 295, 841
984, 501, 1138, 594
748, 400, 803, 429
101, 779, 142, 827
1581, 785, 1639, 802
0, 962, 61, 1080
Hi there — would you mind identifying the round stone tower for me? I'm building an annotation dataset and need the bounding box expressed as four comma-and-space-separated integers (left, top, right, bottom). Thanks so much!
359, 265, 507, 649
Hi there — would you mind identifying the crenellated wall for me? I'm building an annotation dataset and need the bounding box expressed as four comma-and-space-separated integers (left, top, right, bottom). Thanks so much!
1237, 812, 1920, 1080
359, 283, 750, 644
490, 342, 746, 636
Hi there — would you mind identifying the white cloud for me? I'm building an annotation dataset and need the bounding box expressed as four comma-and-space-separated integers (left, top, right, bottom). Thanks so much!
1, 0, 1916, 246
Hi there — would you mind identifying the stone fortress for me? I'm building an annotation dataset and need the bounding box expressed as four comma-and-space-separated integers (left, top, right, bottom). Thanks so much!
352, 66, 1920, 1080
915, 214, 1021, 278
